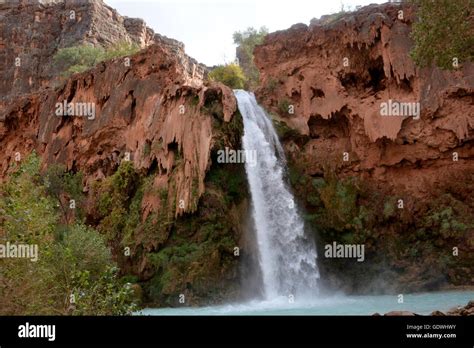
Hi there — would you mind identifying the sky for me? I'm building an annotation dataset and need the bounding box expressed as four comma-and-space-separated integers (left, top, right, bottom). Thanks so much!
105, 0, 386, 66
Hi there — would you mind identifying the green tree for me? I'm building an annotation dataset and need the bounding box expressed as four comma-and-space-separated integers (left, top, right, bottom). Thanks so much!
103, 41, 140, 61
0, 152, 58, 243
0, 153, 136, 315
208, 63, 246, 89
53, 41, 140, 77
53, 44, 105, 76
410, 0, 474, 69
43, 164, 84, 225
38, 224, 136, 315
233, 26, 268, 89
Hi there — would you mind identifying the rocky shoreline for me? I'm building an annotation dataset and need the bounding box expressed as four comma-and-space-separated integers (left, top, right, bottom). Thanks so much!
376, 300, 474, 316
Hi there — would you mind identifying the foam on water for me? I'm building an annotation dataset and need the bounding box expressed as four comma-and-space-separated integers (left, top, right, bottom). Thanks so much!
138, 291, 474, 315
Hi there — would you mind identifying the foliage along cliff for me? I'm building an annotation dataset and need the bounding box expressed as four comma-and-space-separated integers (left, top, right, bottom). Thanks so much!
0, 0, 247, 308
254, 2, 473, 293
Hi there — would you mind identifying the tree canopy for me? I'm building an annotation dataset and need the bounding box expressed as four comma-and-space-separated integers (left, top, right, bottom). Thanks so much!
208, 63, 246, 89
0, 153, 136, 315
233, 26, 269, 89
410, 0, 474, 69
53, 41, 140, 77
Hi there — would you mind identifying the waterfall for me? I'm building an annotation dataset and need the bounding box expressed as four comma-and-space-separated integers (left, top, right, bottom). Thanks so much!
234, 90, 319, 300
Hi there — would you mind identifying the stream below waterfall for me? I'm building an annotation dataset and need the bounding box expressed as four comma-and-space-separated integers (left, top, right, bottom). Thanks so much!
139, 291, 474, 315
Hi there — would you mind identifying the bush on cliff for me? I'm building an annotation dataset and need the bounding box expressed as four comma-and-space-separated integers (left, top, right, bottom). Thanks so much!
208, 63, 246, 89
53, 44, 105, 76
53, 41, 140, 77
0, 153, 58, 242
410, 0, 474, 69
0, 153, 136, 315
44, 164, 84, 225
103, 41, 140, 61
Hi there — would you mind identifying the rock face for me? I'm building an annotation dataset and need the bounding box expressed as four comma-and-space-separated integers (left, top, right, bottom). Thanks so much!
0, 1, 243, 306
446, 300, 474, 315
1, 43, 230, 213
0, 41, 244, 304
0, 0, 206, 97
255, 2, 473, 197
1, 0, 472, 305
254, 3, 473, 293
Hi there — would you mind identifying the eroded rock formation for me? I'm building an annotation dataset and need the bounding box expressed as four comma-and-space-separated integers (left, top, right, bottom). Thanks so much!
0, 0, 206, 96
254, 3, 473, 293
1, 0, 472, 306
0, 0, 244, 306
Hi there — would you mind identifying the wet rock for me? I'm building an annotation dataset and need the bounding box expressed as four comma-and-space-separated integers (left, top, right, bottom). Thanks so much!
253, 2, 474, 293
446, 301, 474, 316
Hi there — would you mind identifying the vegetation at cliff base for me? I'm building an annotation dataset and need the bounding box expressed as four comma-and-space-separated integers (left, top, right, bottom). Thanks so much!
87, 131, 246, 307
410, 0, 474, 69
0, 153, 137, 315
287, 155, 474, 292
53, 41, 140, 77
208, 63, 246, 89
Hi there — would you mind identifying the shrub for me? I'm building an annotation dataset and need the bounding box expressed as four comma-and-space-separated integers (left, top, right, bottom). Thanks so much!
278, 99, 291, 115
37, 223, 137, 315
266, 78, 278, 93
53, 44, 105, 76
410, 0, 474, 69
383, 197, 397, 220
43, 164, 84, 224
208, 64, 246, 89
70, 266, 137, 315
0, 152, 58, 242
319, 176, 359, 230
102, 41, 140, 61
53, 41, 140, 77
0, 154, 136, 315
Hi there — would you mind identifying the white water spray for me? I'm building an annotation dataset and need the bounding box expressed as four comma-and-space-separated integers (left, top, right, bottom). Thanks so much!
235, 90, 319, 300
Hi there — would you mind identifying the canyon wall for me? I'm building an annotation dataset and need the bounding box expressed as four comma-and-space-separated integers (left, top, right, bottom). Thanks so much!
1, 0, 472, 305
254, 3, 473, 293
0, 0, 206, 97
0, 0, 244, 306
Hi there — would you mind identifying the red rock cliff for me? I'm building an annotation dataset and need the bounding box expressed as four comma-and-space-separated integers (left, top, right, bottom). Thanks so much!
255, 2, 473, 201
0, 0, 206, 96
254, 2, 473, 292
0, 0, 244, 305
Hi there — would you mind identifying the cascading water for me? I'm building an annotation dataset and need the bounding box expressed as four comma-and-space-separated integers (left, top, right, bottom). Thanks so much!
234, 90, 320, 300
141, 92, 474, 316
